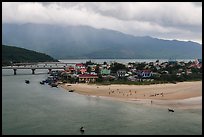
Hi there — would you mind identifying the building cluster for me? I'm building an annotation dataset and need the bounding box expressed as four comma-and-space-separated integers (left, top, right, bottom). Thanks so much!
52, 59, 202, 83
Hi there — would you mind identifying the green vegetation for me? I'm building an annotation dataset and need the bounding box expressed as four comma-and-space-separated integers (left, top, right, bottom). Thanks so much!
110, 62, 127, 73
2, 45, 58, 66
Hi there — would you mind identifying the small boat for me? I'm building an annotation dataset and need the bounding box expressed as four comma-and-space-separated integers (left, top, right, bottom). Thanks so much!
40, 81, 45, 85
25, 80, 30, 84
168, 108, 175, 112
69, 90, 74, 92
80, 126, 85, 133
51, 83, 58, 87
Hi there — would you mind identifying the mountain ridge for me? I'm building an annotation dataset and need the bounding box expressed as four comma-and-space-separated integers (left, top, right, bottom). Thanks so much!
2, 23, 202, 59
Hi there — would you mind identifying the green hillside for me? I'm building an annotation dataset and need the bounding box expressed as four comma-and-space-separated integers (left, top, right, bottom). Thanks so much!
2, 45, 58, 66
2, 24, 202, 59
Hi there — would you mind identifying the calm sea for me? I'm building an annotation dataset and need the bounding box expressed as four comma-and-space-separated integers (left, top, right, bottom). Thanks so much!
2, 63, 202, 135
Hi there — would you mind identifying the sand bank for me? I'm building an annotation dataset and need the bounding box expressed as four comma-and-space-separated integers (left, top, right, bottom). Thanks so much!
60, 81, 202, 109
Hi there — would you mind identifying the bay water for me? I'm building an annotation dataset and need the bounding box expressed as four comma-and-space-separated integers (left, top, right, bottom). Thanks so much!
2, 63, 202, 135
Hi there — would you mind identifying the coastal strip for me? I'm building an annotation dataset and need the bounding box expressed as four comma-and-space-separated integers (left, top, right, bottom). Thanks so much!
59, 81, 202, 109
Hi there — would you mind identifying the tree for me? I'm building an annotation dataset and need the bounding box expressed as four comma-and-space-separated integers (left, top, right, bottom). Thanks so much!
110, 62, 127, 73
103, 61, 107, 65
85, 60, 94, 67
95, 65, 100, 75
135, 62, 146, 70
87, 66, 92, 74
191, 68, 199, 74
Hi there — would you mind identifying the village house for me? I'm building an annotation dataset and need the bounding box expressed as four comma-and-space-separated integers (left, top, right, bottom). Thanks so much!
78, 74, 98, 83
186, 69, 192, 75
117, 70, 127, 78
192, 59, 202, 68
88, 64, 97, 71
137, 70, 153, 78
155, 66, 161, 70
168, 60, 177, 65
100, 68, 111, 75
79, 68, 87, 74
75, 63, 85, 69
160, 62, 168, 68
75, 63, 86, 74
65, 66, 75, 74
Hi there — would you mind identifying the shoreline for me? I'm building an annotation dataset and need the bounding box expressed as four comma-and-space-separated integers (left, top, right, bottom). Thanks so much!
59, 81, 202, 109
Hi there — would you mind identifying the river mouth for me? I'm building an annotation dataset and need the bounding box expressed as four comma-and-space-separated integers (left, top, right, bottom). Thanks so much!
2, 69, 202, 135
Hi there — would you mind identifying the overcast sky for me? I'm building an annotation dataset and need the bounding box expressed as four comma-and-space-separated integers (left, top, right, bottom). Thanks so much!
2, 2, 202, 44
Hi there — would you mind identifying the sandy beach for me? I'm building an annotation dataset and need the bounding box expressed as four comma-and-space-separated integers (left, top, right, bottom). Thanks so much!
60, 81, 202, 109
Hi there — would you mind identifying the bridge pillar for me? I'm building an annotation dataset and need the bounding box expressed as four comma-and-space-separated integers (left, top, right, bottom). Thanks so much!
48, 69, 52, 74
13, 69, 17, 75
32, 69, 36, 74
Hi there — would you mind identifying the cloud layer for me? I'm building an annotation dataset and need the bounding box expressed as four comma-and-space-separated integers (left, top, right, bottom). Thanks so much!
2, 2, 202, 44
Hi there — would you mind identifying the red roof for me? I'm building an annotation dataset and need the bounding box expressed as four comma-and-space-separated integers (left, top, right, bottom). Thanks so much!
79, 74, 98, 78
80, 68, 87, 71
68, 66, 75, 70
143, 70, 152, 73
76, 63, 84, 66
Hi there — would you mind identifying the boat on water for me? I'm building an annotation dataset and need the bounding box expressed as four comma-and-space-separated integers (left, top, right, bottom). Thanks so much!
40, 81, 45, 85
25, 80, 30, 84
80, 126, 85, 133
51, 83, 58, 87
69, 90, 74, 92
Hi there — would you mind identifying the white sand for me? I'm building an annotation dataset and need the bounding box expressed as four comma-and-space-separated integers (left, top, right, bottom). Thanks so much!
60, 81, 202, 109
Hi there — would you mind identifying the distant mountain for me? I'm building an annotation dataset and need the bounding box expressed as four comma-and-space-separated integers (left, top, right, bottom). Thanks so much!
2, 45, 58, 66
2, 23, 202, 59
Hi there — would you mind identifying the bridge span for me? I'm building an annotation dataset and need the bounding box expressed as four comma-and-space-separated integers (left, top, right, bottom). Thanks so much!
2, 62, 77, 75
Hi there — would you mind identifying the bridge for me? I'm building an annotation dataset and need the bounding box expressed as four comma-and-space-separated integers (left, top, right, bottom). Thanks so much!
2, 62, 77, 75
13, 62, 77, 66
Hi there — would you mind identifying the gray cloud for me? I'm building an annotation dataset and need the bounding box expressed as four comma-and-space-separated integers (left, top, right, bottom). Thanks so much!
2, 2, 202, 44
192, 2, 202, 7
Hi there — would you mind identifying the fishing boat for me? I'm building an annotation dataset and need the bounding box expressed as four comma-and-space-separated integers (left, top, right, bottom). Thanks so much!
40, 81, 45, 85
25, 80, 30, 84
51, 83, 58, 87
69, 90, 74, 92
80, 126, 85, 132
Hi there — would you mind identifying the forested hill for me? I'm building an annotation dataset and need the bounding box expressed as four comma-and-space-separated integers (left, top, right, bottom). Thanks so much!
2, 23, 202, 59
2, 45, 58, 66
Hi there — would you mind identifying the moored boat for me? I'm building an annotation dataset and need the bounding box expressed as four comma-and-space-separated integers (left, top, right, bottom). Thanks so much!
25, 80, 30, 84
51, 83, 58, 87
40, 81, 45, 85
69, 90, 74, 92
